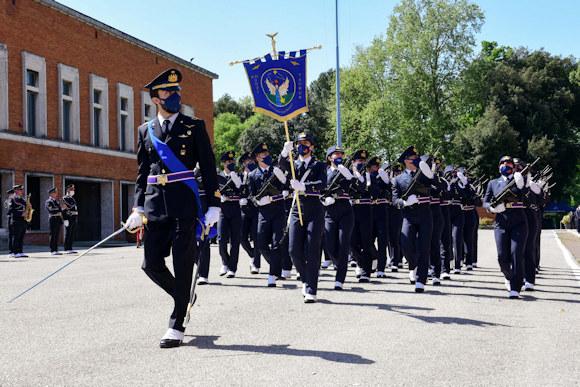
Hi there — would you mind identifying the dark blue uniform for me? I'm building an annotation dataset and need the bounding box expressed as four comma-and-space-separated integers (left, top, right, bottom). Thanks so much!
217, 171, 243, 274
323, 166, 355, 285
483, 176, 528, 293
248, 165, 287, 280
134, 113, 219, 332
45, 196, 63, 253
371, 173, 391, 274
194, 169, 212, 281
523, 185, 542, 286
439, 177, 453, 276
7, 194, 27, 256
350, 171, 379, 279
62, 194, 78, 252
240, 171, 261, 271
449, 180, 467, 271
429, 174, 446, 280
279, 156, 326, 296
461, 182, 480, 269
392, 169, 433, 286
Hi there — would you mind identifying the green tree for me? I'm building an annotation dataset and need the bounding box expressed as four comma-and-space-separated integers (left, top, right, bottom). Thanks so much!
213, 113, 246, 161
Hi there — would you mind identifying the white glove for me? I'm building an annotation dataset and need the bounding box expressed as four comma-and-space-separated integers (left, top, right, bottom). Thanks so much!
290, 179, 306, 192
273, 167, 287, 184
282, 190, 290, 198
457, 171, 468, 186
220, 195, 227, 203
431, 162, 437, 173
403, 194, 418, 207
204, 206, 220, 227
239, 198, 248, 206
529, 181, 541, 194
419, 160, 434, 179
125, 209, 144, 230
229, 171, 242, 188
353, 170, 364, 183
514, 172, 524, 189
281, 141, 294, 158
323, 197, 336, 206
377, 168, 390, 183
490, 203, 506, 213
390, 177, 397, 185
538, 179, 547, 188
64, 220, 69, 227
258, 196, 272, 206
526, 173, 532, 187
337, 164, 354, 180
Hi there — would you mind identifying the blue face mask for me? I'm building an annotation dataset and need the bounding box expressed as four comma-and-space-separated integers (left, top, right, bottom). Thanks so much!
356, 163, 365, 172
411, 158, 420, 167
333, 157, 343, 165
371, 171, 378, 177
160, 93, 181, 114
226, 162, 236, 172
262, 155, 273, 166
297, 144, 310, 156
246, 162, 257, 172
500, 165, 513, 176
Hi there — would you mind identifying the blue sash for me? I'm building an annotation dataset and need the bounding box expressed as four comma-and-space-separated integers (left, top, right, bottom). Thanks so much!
147, 121, 216, 240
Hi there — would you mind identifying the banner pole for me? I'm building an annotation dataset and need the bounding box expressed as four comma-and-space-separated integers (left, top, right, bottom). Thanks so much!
284, 120, 304, 226
335, 0, 342, 147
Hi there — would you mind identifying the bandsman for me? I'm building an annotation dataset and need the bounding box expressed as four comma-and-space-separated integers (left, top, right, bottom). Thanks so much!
62, 184, 78, 254
45, 187, 63, 256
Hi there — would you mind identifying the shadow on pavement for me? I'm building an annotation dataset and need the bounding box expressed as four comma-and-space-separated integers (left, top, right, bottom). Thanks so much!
186, 335, 375, 364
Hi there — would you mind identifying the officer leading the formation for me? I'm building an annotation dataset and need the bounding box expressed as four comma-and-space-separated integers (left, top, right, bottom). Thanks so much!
125, 68, 221, 348
62, 184, 78, 254
46, 187, 63, 256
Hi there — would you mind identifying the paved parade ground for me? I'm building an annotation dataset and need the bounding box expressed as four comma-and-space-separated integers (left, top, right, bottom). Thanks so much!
1, 230, 579, 386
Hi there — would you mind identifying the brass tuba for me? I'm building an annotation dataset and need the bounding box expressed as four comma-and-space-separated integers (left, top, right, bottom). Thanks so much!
25, 193, 34, 223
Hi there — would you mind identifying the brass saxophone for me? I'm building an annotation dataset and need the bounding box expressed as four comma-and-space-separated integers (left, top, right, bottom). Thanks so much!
25, 193, 34, 223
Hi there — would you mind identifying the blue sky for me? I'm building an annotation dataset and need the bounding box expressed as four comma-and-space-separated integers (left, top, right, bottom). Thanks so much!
58, 0, 580, 100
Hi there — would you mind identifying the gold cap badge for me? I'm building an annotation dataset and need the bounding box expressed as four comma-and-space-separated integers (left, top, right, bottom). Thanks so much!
168, 71, 178, 83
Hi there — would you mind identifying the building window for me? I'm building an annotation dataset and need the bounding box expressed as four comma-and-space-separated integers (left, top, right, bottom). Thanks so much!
117, 83, 134, 152
22, 51, 47, 137
58, 64, 80, 143
0, 43, 8, 130
90, 74, 109, 148
141, 91, 154, 123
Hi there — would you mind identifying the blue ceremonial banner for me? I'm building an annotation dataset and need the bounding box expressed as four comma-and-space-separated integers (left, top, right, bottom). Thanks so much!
243, 50, 308, 122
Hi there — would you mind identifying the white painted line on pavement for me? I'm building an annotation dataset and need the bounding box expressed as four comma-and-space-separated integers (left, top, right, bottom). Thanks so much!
552, 230, 580, 285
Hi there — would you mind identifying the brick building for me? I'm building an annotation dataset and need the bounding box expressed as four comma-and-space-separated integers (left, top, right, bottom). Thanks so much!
0, 0, 218, 245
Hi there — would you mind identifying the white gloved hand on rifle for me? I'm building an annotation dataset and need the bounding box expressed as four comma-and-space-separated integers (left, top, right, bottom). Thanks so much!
419, 161, 434, 179
204, 206, 220, 227
514, 172, 525, 189
257, 196, 272, 206
490, 203, 506, 213
239, 198, 248, 206
281, 141, 294, 158
457, 171, 468, 187
323, 197, 335, 206
272, 167, 287, 184
125, 208, 144, 231
64, 220, 69, 227
229, 171, 242, 188
403, 194, 419, 207
337, 164, 354, 180
290, 179, 306, 193
377, 168, 390, 184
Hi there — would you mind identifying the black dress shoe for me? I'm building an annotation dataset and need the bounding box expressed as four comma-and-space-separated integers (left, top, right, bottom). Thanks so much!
160, 339, 182, 348
414, 287, 424, 293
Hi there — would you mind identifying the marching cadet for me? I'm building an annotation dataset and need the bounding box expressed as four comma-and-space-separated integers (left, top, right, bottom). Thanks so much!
448, 166, 467, 274
514, 158, 542, 291
279, 133, 326, 302
458, 168, 479, 271
440, 166, 454, 279
349, 149, 378, 282
239, 152, 261, 274
483, 155, 528, 299
388, 165, 403, 271
217, 151, 243, 278
62, 184, 78, 254
248, 142, 287, 288
8, 185, 28, 258
427, 156, 444, 285
322, 146, 355, 290
392, 146, 435, 292
124, 68, 221, 348
5, 188, 15, 257
280, 183, 293, 280
194, 166, 212, 285
45, 188, 63, 255
369, 157, 391, 278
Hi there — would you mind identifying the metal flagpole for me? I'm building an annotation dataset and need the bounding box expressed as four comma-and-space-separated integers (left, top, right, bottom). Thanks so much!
335, 0, 342, 147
